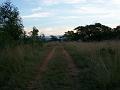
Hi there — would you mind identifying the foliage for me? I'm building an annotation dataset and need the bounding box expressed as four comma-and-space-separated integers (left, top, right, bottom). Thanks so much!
0, 44, 51, 90
64, 23, 120, 41
50, 35, 59, 41
0, 1, 23, 45
113, 26, 120, 39
64, 31, 79, 41
25, 26, 46, 45
31, 26, 39, 39
64, 42, 120, 90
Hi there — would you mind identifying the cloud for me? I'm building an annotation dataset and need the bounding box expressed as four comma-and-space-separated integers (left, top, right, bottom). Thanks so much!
111, 0, 120, 4
71, 6, 109, 15
59, 16, 82, 19
63, 0, 86, 4
42, 0, 58, 5
42, 0, 120, 5
87, 0, 106, 3
32, 7, 42, 12
22, 12, 51, 19
42, 0, 110, 5
42, 0, 86, 5
39, 27, 73, 35
24, 26, 73, 35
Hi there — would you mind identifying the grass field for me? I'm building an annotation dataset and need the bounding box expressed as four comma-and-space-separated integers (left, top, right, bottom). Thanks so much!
0, 41, 120, 90
64, 41, 120, 90
0, 44, 52, 90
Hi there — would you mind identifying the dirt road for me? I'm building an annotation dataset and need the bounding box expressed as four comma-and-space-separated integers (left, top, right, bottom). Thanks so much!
27, 43, 80, 90
27, 48, 56, 90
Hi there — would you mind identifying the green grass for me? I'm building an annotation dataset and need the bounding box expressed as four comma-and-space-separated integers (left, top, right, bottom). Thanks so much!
0, 44, 51, 90
64, 41, 120, 90
40, 47, 74, 90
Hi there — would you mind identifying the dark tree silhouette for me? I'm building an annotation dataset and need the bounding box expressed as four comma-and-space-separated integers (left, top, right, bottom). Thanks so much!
40, 34, 45, 41
64, 23, 116, 41
0, 1, 23, 41
0, 1, 24, 47
64, 31, 78, 41
114, 25, 120, 39
29, 26, 39, 45
31, 26, 39, 39
50, 35, 59, 41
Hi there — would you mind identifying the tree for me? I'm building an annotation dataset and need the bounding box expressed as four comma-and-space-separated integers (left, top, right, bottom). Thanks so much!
0, 0, 23, 41
114, 25, 120, 39
40, 34, 45, 41
31, 26, 39, 40
50, 35, 58, 41
64, 31, 78, 41
74, 23, 113, 41
63, 23, 116, 41
74, 26, 87, 41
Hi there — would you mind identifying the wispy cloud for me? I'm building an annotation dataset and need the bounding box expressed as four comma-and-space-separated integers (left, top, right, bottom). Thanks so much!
87, 0, 106, 4
38, 27, 73, 35
42, 0, 86, 5
42, 0, 58, 5
59, 16, 82, 19
63, 0, 86, 4
71, 6, 109, 15
24, 26, 73, 35
22, 12, 52, 19
32, 7, 42, 12
111, 0, 120, 4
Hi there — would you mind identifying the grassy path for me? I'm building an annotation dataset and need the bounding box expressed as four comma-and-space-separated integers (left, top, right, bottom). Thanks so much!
26, 43, 81, 90
62, 47, 80, 89
40, 46, 72, 90
27, 48, 56, 90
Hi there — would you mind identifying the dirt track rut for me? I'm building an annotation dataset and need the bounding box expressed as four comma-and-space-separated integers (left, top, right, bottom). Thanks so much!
62, 47, 80, 89
27, 48, 56, 90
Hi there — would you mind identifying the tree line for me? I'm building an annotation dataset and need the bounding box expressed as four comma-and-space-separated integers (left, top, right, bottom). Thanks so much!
64, 23, 120, 41
0, 1, 45, 48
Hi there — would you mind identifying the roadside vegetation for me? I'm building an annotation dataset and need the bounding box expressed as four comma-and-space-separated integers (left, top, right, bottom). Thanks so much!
63, 23, 120, 41
0, 1, 48, 89
0, 44, 52, 90
64, 41, 120, 90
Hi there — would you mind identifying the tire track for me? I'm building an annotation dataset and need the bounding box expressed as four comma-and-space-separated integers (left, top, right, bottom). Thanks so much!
62, 48, 79, 77
27, 48, 56, 90
62, 47, 80, 89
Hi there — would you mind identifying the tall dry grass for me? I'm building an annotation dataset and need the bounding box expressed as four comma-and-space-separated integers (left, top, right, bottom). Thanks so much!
0, 44, 50, 90
64, 41, 120, 90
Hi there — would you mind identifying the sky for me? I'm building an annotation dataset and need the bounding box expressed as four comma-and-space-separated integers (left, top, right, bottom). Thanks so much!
1, 0, 120, 35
